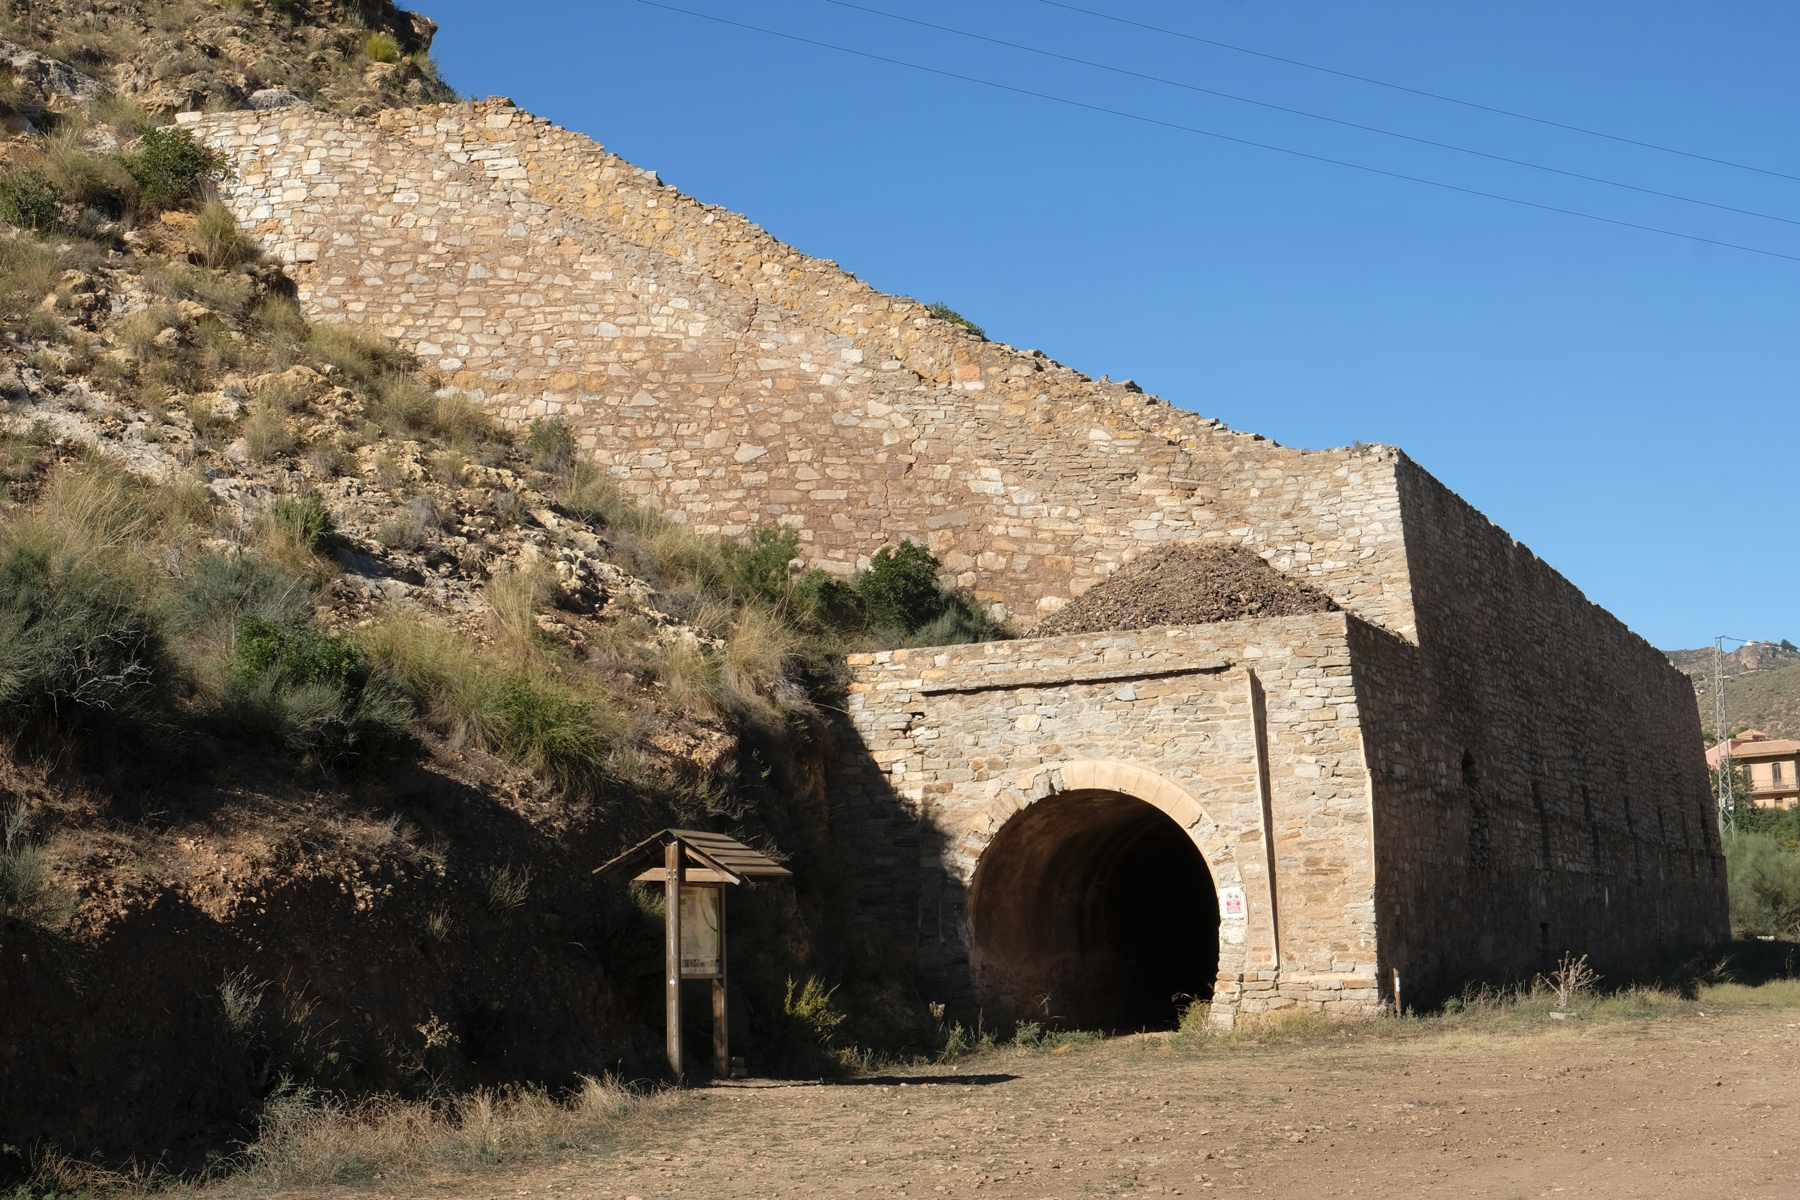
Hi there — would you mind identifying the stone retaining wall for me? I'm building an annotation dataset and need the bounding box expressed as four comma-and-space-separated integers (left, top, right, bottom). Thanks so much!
182, 101, 1415, 632
178, 98, 1727, 1020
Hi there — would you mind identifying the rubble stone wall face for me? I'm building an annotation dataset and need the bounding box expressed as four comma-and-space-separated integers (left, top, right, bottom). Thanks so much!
182, 102, 1417, 633
835, 616, 1387, 1024
179, 99, 1728, 1019
1358, 465, 1728, 1001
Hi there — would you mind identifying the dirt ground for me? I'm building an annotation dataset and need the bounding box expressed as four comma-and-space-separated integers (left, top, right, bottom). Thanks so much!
304, 989, 1800, 1200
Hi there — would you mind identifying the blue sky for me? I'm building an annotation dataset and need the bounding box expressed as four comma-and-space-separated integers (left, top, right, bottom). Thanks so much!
416, 0, 1798, 651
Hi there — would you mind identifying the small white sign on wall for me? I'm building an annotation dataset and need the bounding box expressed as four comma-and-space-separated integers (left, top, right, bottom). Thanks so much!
1220, 886, 1247, 921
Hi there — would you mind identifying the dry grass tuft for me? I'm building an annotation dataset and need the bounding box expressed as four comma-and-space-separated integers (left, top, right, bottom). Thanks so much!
192, 201, 252, 269
240, 1075, 654, 1187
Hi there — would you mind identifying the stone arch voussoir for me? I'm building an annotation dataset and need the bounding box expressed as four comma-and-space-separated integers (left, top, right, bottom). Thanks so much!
961, 758, 1252, 1002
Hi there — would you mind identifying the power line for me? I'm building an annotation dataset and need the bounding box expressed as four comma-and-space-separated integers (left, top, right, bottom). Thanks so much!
633, 0, 1800, 265
824, 0, 1800, 230
1037, 0, 1800, 186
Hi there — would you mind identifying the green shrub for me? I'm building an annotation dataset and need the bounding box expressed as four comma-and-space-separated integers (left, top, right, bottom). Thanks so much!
0, 542, 170, 742
237, 614, 364, 690
926, 301, 985, 340
1735, 801, 1798, 845
905, 602, 1005, 648
0, 169, 59, 231
1725, 830, 1800, 938
490, 671, 606, 784
524, 416, 577, 473
856, 541, 948, 634
363, 32, 401, 63
789, 567, 863, 633
784, 976, 847, 1048
365, 621, 619, 791
126, 126, 218, 211
844, 540, 1004, 647
264, 493, 339, 557
227, 614, 412, 768
720, 525, 801, 605
1, 803, 44, 915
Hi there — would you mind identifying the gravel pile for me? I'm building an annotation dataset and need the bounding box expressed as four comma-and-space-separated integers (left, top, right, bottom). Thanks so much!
1034, 544, 1337, 637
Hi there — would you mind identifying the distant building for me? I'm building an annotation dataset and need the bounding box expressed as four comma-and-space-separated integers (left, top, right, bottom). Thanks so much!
1707, 731, 1800, 809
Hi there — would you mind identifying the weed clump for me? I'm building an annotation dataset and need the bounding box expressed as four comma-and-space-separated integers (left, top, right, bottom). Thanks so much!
363, 32, 401, 64
0, 168, 59, 231
364, 621, 618, 791
261, 492, 338, 557
525, 416, 577, 473
193, 201, 252, 268
226, 615, 412, 769
926, 301, 985, 340
1, 801, 71, 926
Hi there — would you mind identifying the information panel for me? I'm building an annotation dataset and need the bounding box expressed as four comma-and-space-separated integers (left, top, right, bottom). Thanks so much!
680, 885, 723, 976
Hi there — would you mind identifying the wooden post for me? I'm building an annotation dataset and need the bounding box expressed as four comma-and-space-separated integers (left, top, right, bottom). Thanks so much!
664, 840, 683, 1079
712, 886, 729, 1077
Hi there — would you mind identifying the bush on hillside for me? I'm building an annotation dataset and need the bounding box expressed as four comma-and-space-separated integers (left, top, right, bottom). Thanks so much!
363, 32, 401, 64
226, 615, 412, 769
720, 526, 802, 606
262, 492, 339, 557
0, 168, 60, 231
525, 416, 577, 474
174, 552, 310, 643
306, 320, 414, 385
713, 530, 1003, 650
0, 542, 170, 743
126, 126, 218, 212
1, 801, 72, 927
41, 121, 136, 215
0, 237, 59, 321
857, 541, 948, 634
193, 201, 252, 268
365, 620, 619, 792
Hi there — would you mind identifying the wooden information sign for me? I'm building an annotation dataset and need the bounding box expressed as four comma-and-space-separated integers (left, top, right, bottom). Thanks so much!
594, 829, 791, 1079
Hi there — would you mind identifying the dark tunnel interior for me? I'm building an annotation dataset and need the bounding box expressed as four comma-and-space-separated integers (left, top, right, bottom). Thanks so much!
967, 789, 1220, 1032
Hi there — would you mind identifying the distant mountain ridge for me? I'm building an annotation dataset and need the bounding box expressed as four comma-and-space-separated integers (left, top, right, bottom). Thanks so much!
1667, 640, 1800, 742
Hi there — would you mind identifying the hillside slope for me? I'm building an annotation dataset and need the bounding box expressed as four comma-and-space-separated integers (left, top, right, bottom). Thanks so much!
0, 2, 958, 1171
1669, 641, 1800, 741
1, 0, 449, 116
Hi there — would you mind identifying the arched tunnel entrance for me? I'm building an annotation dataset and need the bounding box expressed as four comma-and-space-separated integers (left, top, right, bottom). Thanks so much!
967, 789, 1220, 1032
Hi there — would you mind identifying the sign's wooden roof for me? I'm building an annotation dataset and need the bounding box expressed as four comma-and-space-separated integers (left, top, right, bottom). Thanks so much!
593, 829, 792, 884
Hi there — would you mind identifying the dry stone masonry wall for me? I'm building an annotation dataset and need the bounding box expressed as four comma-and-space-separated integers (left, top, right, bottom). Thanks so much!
182, 97, 1727, 1022
184, 101, 1414, 631
835, 617, 1386, 1023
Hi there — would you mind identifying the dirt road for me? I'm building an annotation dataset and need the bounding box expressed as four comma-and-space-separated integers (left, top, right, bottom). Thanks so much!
349, 991, 1800, 1200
